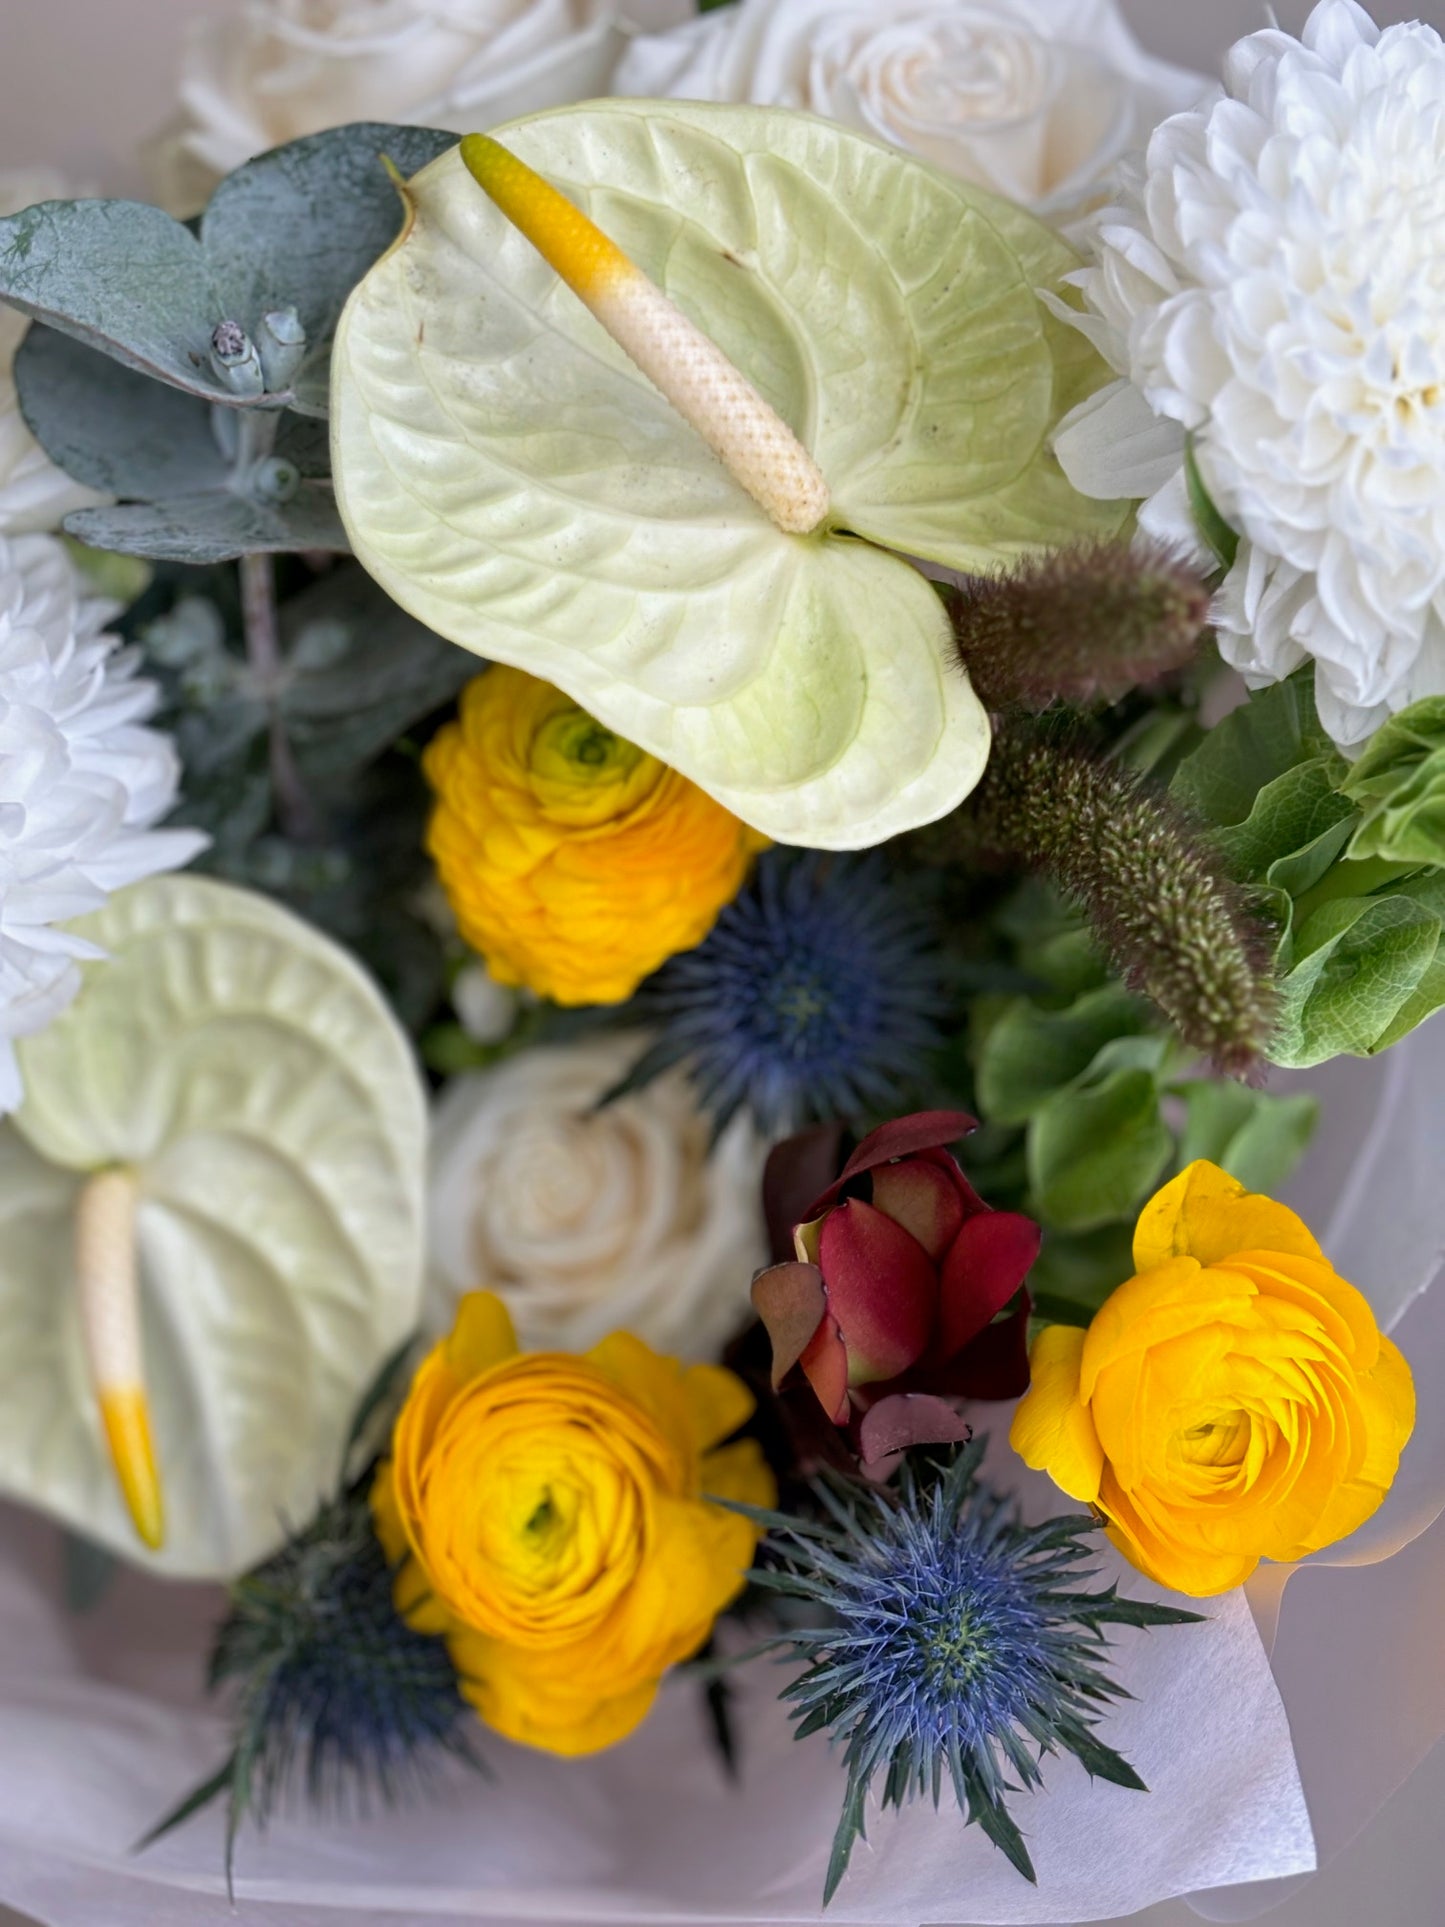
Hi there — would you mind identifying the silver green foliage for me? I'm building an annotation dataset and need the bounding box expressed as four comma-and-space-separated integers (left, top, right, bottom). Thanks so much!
0, 123, 454, 561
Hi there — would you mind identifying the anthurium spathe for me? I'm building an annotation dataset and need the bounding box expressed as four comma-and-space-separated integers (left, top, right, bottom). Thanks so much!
752, 1111, 1040, 1463
331, 102, 1124, 849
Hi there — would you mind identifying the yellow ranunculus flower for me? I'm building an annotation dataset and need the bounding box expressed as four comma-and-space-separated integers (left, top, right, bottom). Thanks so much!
371, 1292, 775, 1755
1010, 1160, 1415, 1597
424, 667, 766, 1004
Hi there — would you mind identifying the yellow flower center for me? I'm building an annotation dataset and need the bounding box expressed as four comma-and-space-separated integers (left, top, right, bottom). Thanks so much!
1177, 1409, 1251, 1469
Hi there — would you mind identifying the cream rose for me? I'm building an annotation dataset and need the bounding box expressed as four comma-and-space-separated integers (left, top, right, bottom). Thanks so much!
149, 0, 694, 212
427, 1032, 767, 1359
617, 0, 1205, 217
0, 171, 107, 536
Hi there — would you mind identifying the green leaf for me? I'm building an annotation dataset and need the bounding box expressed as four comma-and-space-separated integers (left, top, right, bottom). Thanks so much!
1171, 673, 1337, 831
200, 122, 457, 419
1212, 758, 1356, 885
1184, 436, 1239, 572
1173, 1079, 1319, 1195
1028, 1220, 1136, 1325
1340, 695, 1445, 867
1271, 894, 1441, 1067
977, 985, 1151, 1126
0, 196, 245, 404
1029, 1067, 1173, 1232
277, 567, 474, 778
66, 487, 346, 563
332, 101, 1120, 846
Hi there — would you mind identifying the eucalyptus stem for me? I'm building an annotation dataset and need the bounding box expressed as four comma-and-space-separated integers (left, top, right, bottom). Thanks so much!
239, 552, 317, 843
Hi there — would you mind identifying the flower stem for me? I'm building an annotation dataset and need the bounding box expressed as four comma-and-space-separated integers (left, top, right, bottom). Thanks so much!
239, 552, 318, 843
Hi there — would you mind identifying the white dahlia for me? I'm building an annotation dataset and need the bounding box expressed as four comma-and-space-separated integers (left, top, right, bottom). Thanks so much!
0, 535, 206, 1110
1052, 0, 1445, 751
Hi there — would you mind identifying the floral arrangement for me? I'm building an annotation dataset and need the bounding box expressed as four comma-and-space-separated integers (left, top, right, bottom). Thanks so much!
0, 2, 1442, 1921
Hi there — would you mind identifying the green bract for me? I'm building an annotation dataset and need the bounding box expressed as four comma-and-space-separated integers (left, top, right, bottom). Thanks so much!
1172, 675, 1445, 1068
0, 876, 427, 1579
330, 102, 1122, 847
1340, 697, 1445, 867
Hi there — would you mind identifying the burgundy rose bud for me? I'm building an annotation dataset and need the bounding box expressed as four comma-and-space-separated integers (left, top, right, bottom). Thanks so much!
752, 1111, 1040, 1439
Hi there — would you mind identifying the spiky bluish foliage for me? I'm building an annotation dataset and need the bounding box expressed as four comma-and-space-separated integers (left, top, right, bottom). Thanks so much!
142, 1486, 477, 1892
749, 1441, 1201, 1902
621, 849, 946, 1133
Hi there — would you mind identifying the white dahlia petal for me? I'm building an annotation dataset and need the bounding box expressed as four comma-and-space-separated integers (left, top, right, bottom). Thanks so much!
0, 534, 207, 1111
1059, 0, 1445, 752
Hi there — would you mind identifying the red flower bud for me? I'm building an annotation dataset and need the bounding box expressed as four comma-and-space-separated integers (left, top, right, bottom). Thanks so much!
751, 1111, 1040, 1447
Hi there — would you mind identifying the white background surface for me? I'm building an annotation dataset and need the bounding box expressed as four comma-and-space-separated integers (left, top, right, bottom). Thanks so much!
0, 2, 1443, 1924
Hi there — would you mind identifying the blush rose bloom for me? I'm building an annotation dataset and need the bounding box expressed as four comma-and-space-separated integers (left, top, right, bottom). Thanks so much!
616, 0, 1205, 217
427, 1032, 767, 1360
149, 0, 693, 212
1011, 1161, 1416, 1597
372, 1290, 774, 1754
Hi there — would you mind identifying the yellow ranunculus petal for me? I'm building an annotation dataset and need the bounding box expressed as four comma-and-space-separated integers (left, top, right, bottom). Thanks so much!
444, 1290, 520, 1383
374, 1300, 765, 1755
1132, 1161, 1322, 1274
1009, 1325, 1104, 1504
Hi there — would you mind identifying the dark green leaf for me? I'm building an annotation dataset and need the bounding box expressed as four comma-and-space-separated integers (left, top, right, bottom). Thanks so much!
1171, 673, 1337, 831
1212, 759, 1356, 885
1173, 1079, 1319, 1195
1029, 1067, 1173, 1231
1184, 436, 1239, 572
977, 985, 1151, 1126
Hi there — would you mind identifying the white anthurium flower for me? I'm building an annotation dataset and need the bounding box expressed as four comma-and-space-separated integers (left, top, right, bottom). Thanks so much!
148, 0, 695, 212
615, 0, 1206, 218
0, 170, 108, 536
332, 102, 1124, 848
1052, 0, 1445, 753
427, 1031, 768, 1361
0, 533, 206, 1113
0, 873, 429, 1577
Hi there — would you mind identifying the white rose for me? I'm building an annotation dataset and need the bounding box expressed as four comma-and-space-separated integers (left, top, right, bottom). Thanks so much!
149, 0, 694, 213
427, 1031, 767, 1359
0, 171, 108, 537
616, 0, 1205, 217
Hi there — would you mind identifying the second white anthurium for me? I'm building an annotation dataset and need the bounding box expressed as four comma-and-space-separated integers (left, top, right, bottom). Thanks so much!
332, 101, 1124, 848
0, 875, 427, 1579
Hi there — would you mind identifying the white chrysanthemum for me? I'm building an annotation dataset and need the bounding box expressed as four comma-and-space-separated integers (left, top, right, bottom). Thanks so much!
1052, 0, 1445, 750
0, 535, 206, 1110
0, 168, 108, 537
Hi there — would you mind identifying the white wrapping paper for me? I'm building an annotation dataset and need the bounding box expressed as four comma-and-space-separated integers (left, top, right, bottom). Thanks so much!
0, 1022, 1441, 1927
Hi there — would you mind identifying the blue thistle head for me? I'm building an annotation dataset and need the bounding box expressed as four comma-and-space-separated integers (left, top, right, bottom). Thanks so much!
622, 849, 947, 1134
144, 1485, 478, 1893
751, 1441, 1202, 1902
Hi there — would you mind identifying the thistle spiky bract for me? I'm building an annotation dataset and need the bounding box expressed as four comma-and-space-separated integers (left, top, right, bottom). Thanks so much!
747, 1441, 1202, 1903
140, 1484, 478, 1894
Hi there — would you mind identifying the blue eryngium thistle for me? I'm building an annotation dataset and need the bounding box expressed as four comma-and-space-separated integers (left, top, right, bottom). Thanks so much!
750, 1442, 1202, 1902
141, 1486, 477, 1894
619, 849, 946, 1133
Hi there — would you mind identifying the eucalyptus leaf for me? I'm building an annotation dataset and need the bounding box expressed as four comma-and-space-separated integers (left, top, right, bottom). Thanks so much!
201, 122, 456, 419
0, 197, 244, 404
0, 875, 427, 1578
67, 487, 346, 563
333, 101, 1120, 846
1028, 1066, 1173, 1232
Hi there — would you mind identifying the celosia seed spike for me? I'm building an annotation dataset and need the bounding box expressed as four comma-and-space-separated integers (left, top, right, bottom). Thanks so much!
962, 723, 1277, 1075
952, 538, 1213, 711
74, 1166, 164, 1550
460, 133, 831, 536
